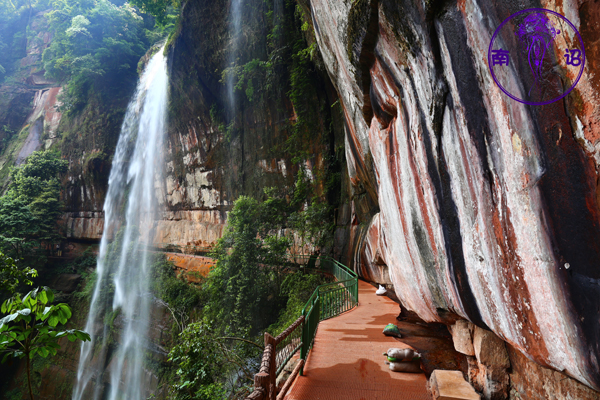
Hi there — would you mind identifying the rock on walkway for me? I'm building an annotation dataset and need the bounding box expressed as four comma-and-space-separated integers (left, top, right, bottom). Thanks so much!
285, 280, 432, 400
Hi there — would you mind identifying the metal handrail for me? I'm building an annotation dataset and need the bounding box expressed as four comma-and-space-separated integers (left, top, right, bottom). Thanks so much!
245, 255, 358, 400
299, 256, 358, 375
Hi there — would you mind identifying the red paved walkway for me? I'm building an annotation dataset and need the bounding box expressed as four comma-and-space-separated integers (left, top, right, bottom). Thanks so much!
285, 280, 431, 400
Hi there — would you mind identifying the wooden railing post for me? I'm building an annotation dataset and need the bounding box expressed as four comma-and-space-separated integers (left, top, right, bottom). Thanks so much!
264, 332, 276, 400
254, 372, 269, 398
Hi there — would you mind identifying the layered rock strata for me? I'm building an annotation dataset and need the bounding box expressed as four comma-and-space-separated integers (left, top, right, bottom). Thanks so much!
302, 0, 600, 393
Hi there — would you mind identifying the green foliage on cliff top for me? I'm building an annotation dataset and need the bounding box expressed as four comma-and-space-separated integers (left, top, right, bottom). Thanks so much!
128, 0, 178, 26
42, 0, 158, 113
0, 0, 44, 82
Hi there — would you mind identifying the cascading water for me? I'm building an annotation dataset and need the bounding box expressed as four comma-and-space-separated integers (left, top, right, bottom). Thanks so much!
226, 0, 243, 113
72, 47, 168, 400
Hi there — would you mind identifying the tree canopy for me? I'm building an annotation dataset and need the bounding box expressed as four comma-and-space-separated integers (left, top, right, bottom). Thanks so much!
42, 0, 162, 111
0, 150, 67, 262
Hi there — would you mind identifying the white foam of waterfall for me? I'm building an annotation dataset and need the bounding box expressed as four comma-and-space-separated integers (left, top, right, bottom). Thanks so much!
226, 0, 243, 113
72, 47, 168, 400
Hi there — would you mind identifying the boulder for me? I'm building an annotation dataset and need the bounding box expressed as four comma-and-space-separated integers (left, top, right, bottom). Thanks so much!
449, 320, 475, 357
429, 369, 481, 400
472, 327, 510, 369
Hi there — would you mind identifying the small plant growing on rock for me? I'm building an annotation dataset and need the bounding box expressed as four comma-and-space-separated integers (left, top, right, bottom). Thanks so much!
0, 287, 90, 400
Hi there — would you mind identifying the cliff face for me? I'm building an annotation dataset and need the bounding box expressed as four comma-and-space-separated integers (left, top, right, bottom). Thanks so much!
300, 0, 600, 392
161, 0, 346, 252
0, 11, 64, 182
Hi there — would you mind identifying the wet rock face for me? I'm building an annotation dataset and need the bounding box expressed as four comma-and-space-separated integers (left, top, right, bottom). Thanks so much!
304, 0, 600, 391
160, 0, 345, 253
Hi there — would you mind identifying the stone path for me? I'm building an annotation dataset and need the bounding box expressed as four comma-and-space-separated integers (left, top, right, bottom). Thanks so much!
285, 280, 433, 400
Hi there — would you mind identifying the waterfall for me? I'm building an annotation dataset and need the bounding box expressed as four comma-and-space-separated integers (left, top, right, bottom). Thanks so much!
226, 0, 243, 113
72, 47, 168, 400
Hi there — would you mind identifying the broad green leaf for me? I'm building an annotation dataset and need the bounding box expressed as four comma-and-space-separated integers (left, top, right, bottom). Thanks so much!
74, 330, 91, 341
45, 288, 54, 304
37, 347, 49, 358
38, 289, 48, 304
60, 304, 72, 319
48, 316, 59, 327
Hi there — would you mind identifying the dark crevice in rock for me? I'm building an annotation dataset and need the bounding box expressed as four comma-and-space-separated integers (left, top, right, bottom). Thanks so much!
437, 4, 495, 191
346, 0, 379, 124
533, 97, 600, 387
436, 95, 488, 330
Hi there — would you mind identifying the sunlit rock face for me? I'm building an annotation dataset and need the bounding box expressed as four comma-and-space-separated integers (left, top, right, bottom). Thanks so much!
303, 0, 600, 392
0, 11, 63, 173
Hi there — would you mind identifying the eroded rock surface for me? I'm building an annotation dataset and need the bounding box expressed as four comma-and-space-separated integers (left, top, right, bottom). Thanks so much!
302, 0, 600, 392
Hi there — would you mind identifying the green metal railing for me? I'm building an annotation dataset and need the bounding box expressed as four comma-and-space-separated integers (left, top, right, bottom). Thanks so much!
297, 256, 358, 375
245, 256, 358, 400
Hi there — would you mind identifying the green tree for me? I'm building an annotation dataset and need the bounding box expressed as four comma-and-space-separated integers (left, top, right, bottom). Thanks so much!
42, 0, 155, 112
0, 151, 67, 261
0, 252, 36, 296
0, 196, 39, 259
168, 319, 262, 400
128, 0, 177, 26
168, 320, 227, 400
8, 150, 68, 239
0, 287, 90, 400
206, 196, 290, 335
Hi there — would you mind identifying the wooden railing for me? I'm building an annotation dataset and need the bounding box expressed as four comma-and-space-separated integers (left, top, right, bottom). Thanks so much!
246, 316, 305, 400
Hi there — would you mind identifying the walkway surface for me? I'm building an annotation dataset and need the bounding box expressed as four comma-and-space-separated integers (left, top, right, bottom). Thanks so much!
285, 280, 432, 400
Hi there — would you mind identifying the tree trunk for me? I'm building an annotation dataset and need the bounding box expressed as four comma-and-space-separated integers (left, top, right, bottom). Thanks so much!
26, 355, 34, 400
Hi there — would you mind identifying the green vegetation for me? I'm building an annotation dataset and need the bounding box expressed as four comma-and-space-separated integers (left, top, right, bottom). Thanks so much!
205, 195, 290, 335
0, 252, 37, 297
128, 0, 179, 26
42, 0, 169, 113
164, 183, 333, 399
168, 321, 236, 400
0, 286, 90, 400
0, 151, 66, 263
0, 150, 66, 302
151, 254, 204, 333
